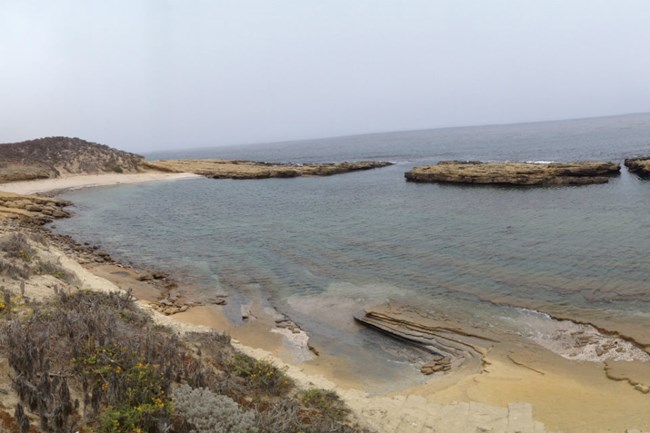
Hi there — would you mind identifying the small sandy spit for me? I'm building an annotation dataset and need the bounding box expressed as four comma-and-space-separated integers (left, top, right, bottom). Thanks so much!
0, 171, 201, 195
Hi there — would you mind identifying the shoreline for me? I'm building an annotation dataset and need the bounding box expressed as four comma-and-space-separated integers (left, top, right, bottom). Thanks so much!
2, 175, 650, 432
0, 171, 202, 195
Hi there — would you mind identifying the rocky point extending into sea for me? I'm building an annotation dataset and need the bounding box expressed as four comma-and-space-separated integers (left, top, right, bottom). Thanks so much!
145, 159, 393, 179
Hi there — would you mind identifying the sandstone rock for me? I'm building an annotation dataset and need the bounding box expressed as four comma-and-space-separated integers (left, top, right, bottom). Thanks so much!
625, 157, 650, 178
405, 161, 620, 186
355, 303, 497, 375
144, 159, 393, 180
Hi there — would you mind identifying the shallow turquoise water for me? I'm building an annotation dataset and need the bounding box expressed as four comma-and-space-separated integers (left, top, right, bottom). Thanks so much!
54, 114, 650, 384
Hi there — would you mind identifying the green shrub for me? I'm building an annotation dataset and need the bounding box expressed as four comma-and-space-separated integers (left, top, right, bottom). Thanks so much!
300, 388, 350, 422
172, 384, 257, 433
77, 340, 173, 433
227, 354, 292, 396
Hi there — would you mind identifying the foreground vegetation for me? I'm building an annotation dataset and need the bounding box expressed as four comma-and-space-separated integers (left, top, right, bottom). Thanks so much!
0, 230, 371, 433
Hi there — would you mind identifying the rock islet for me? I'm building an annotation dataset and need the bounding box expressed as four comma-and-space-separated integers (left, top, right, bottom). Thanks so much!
624, 157, 650, 178
405, 160, 621, 186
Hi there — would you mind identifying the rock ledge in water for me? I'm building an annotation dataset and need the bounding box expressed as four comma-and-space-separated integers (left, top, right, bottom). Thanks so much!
144, 159, 393, 179
624, 157, 650, 178
405, 161, 620, 186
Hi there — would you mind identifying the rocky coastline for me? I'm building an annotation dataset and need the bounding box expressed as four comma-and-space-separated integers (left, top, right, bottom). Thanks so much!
144, 159, 393, 179
0, 196, 378, 433
3, 139, 650, 432
405, 161, 621, 186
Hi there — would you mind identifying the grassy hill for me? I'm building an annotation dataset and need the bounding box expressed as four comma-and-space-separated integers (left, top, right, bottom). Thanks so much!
0, 137, 145, 182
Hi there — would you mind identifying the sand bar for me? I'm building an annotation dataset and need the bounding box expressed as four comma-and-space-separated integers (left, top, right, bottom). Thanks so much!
0, 171, 201, 195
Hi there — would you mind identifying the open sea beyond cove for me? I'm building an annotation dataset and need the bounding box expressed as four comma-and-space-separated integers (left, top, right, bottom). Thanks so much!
54, 114, 650, 388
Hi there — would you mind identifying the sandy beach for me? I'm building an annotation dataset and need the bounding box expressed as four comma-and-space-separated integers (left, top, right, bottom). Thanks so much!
0, 171, 202, 195
51, 251, 650, 433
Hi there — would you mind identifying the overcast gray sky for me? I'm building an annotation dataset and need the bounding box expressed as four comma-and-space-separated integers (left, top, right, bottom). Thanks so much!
1, 0, 649, 153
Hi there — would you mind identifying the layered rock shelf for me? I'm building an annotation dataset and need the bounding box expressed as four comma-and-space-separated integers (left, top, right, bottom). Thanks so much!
405, 160, 621, 186
354, 303, 497, 375
624, 157, 650, 178
144, 159, 393, 179
0, 191, 71, 223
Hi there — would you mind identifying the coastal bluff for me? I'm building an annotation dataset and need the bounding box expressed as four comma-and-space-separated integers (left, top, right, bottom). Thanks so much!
405, 160, 621, 186
144, 159, 393, 179
0, 136, 145, 182
624, 157, 650, 178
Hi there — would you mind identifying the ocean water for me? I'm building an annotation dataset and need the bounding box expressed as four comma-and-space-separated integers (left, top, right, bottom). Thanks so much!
54, 114, 650, 384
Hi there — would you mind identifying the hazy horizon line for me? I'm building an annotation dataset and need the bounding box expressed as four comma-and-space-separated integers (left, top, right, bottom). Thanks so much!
142, 110, 650, 156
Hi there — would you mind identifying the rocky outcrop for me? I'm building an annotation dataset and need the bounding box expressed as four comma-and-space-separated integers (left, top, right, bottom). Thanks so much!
405, 161, 621, 186
354, 303, 497, 376
0, 136, 145, 182
144, 159, 393, 179
0, 191, 71, 224
624, 157, 650, 178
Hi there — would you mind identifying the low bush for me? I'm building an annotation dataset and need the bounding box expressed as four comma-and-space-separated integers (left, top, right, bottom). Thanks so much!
172, 384, 257, 433
1, 233, 36, 262
300, 388, 350, 422
226, 353, 293, 397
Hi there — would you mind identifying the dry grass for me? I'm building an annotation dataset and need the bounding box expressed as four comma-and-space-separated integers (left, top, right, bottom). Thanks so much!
0, 232, 77, 285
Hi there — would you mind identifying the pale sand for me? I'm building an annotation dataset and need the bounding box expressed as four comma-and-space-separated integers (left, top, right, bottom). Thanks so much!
0, 171, 202, 195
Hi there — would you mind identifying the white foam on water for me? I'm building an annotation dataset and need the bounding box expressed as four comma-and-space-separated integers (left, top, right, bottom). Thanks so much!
510, 308, 650, 362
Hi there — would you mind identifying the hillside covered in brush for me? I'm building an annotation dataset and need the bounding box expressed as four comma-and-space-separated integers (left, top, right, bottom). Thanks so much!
0, 137, 145, 182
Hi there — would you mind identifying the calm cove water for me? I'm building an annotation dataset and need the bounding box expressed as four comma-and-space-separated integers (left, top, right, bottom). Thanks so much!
54, 114, 650, 386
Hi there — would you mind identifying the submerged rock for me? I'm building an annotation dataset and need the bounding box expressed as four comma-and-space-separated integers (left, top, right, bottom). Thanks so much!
405, 160, 620, 186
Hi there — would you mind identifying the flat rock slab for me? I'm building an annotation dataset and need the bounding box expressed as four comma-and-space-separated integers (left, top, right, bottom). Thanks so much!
145, 159, 393, 179
354, 303, 498, 376
0, 191, 71, 223
405, 161, 620, 186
